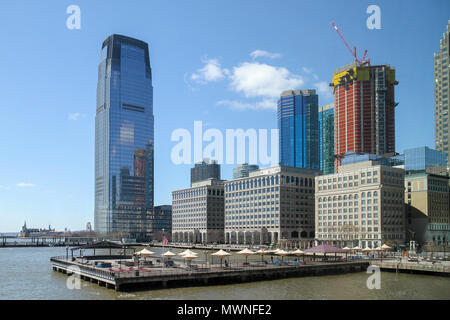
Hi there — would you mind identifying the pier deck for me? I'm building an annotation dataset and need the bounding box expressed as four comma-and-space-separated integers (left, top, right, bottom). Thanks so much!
51, 256, 369, 291
370, 260, 450, 277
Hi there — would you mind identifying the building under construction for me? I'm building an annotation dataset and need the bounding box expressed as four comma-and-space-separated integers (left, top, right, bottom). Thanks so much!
330, 62, 398, 167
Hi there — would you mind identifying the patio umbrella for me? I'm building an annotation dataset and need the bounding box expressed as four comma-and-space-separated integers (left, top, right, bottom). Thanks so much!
237, 248, 255, 264
374, 247, 383, 251
352, 246, 362, 251
182, 252, 198, 268
178, 249, 197, 257
275, 249, 289, 261
135, 248, 155, 257
211, 249, 231, 268
381, 244, 392, 250
292, 249, 304, 256
342, 247, 351, 251
162, 250, 176, 259
255, 249, 267, 262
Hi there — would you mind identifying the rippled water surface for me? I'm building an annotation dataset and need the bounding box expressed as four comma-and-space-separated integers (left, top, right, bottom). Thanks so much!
1, 247, 449, 300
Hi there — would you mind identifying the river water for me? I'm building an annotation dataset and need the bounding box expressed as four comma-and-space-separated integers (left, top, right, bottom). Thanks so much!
0, 247, 449, 300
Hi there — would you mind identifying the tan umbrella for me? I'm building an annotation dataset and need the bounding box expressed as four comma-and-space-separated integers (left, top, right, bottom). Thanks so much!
182, 252, 198, 268
237, 248, 255, 264
374, 247, 383, 251
275, 249, 289, 261
255, 249, 268, 262
352, 246, 362, 251
135, 248, 155, 257
178, 249, 197, 257
342, 247, 351, 251
162, 250, 176, 259
211, 249, 231, 268
292, 249, 304, 256
362, 247, 372, 252
381, 244, 391, 250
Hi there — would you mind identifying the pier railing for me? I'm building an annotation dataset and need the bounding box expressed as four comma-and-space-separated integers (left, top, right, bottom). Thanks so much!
51, 256, 364, 280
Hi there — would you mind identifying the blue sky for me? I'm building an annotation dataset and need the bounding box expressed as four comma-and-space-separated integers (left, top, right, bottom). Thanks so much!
0, 0, 448, 232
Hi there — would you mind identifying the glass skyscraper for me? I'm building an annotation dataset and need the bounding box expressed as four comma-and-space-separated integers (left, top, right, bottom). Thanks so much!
277, 89, 320, 170
434, 21, 450, 168
95, 35, 154, 240
190, 158, 221, 186
319, 103, 335, 174
404, 146, 447, 171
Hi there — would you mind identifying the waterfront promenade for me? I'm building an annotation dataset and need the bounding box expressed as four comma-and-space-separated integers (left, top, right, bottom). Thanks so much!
50, 255, 369, 292
370, 258, 450, 277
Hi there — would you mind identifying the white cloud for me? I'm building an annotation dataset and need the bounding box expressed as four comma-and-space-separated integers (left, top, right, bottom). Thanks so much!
250, 50, 282, 60
314, 81, 332, 99
68, 113, 81, 121
229, 62, 305, 98
16, 182, 36, 188
217, 99, 277, 111
191, 58, 229, 84
302, 67, 313, 74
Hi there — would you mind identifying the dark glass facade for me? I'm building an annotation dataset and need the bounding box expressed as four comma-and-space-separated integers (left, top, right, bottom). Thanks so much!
277, 89, 320, 170
190, 159, 221, 186
319, 104, 335, 174
95, 35, 154, 240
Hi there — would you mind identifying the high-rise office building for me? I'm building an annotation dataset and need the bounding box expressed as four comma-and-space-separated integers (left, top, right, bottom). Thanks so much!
434, 21, 450, 168
404, 146, 448, 172
315, 160, 405, 249
319, 103, 335, 174
190, 158, 221, 186
278, 89, 320, 170
233, 163, 259, 179
330, 63, 398, 167
404, 171, 449, 247
95, 35, 154, 240
224, 166, 320, 247
172, 179, 225, 244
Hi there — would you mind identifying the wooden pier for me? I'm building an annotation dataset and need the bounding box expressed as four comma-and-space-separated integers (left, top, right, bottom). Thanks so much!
370, 260, 450, 277
50, 256, 369, 292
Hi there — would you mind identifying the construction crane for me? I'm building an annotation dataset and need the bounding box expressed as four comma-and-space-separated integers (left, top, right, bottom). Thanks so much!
330, 22, 370, 66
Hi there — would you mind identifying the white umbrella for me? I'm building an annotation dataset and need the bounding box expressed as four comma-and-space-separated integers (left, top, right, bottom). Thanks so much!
342, 247, 351, 251
275, 249, 289, 261
352, 246, 362, 251
162, 250, 176, 259
374, 247, 383, 251
255, 249, 267, 262
237, 248, 255, 264
292, 249, 304, 256
362, 247, 372, 252
211, 249, 231, 268
381, 244, 392, 250
135, 248, 155, 257
182, 252, 198, 268
178, 249, 197, 257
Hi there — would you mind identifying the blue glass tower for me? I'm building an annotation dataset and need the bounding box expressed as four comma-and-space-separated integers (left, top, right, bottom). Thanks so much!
404, 146, 448, 171
277, 89, 320, 170
319, 103, 335, 174
95, 35, 154, 240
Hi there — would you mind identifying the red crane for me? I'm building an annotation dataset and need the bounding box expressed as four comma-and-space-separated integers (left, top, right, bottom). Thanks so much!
330, 22, 370, 66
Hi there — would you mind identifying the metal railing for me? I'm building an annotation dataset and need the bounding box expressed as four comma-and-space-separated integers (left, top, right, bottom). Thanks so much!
51, 256, 366, 280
